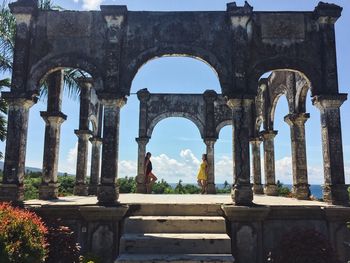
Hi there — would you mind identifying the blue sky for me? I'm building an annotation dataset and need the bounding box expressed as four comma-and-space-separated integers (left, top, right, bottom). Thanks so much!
1, 0, 349, 185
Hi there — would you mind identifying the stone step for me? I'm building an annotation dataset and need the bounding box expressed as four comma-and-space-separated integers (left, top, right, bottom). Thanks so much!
116, 254, 235, 262
127, 204, 224, 216
119, 233, 231, 254
123, 216, 226, 234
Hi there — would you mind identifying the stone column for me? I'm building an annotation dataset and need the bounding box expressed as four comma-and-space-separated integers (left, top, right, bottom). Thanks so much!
39, 70, 67, 200
39, 113, 66, 199
98, 97, 126, 205
88, 136, 102, 195
313, 94, 349, 205
227, 98, 254, 206
0, 97, 35, 202
135, 137, 149, 193
74, 79, 93, 196
204, 138, 216, 194
284, 113, 310, 200
250, 138, 264, 194
260, 130, 278, 196
74, 130, 92, 196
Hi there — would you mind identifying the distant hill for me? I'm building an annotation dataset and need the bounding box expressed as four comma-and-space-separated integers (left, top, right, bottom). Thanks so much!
0, 161, 70, 175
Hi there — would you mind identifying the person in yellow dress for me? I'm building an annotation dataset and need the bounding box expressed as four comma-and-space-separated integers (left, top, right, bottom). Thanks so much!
197, 154, 209, 194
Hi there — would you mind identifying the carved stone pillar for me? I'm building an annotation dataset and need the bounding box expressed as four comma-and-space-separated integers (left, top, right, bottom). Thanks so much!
284, 113, 310, 200
98, 96, 126, 205
74, 78, 93, 196
204, 138, 216, 194
250, 138, 264, 194
135, 137, 149, 193
88, 136, 102, 195
260, 130, 278, 196
227, 98, 254, 206
39, 113, 66, 199
74, 130, 92, 196
0, 97, 35, 202
39, 70, 66, 200
313, 94, 349, 205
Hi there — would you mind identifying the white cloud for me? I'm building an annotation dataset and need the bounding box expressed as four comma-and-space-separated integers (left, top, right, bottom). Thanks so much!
82, 0, 102, 10
60, 142, 92, 175
73, 0, 79, 3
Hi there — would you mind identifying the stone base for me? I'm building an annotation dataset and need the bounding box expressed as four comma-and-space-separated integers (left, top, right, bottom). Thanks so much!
74, 183, 88, 196
0, 184, 24, 202
207, 183, 216, 194
293, 184, 310, 200
323, 184, 349, 206
98, 184, 119, 205
231, 184, 253, 206
39, 183, 59, 200
264, 184, 278, 196
136, 174, 147, 193
88, 184, 98, 196
253, 184, 264, 194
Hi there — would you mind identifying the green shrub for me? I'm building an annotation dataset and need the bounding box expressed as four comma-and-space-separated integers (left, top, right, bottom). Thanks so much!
118, 176, 136, 193
276, 180, 291, 197
0, 202, 48, 263
45, 219, 81, 263
153, 179, 174, 194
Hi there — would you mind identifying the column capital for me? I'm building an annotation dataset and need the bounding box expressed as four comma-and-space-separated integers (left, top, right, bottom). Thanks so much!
40, 111, 67, 125
284, 113, 310, 126
313, 2, 342, 24
98, 93, 127, 108
89, 136, 103, 144
204, 138, 217, 147
312, 94, 347, 110
3, 94, 37, 110
226, 97, 254, 110
203, 90, 218, 103
75, 129, 93, 139
260, 130, 278, 140
137, 89, 151, 102
9, 0, 37, 26
249, 137, 262, 145
77, 77, 93, 89
135, 137, 150, 145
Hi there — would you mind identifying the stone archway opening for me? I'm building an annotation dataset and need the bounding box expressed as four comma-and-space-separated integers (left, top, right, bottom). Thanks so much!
24, 68, 104, 200
119, 56, 223, 193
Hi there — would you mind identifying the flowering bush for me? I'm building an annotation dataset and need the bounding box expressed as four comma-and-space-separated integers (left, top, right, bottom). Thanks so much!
45, 219, 81, 263
0, 202, 48, 263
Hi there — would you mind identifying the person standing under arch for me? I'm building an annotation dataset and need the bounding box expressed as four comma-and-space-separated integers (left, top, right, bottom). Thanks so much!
144, 152, 158, 194
197, 154, 209, 194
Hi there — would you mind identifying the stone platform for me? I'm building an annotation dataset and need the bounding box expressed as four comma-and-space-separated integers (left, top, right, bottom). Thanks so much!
24, 194, 350, 263
25, 193, 333, 207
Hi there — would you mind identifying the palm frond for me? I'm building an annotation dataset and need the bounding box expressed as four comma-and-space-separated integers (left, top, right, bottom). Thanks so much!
0, 77, 10, 88
0, 0, 15, 73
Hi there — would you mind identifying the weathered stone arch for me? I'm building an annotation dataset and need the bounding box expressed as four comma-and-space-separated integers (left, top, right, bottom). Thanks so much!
123, 46, 228, 95
147, 112, 205, 139
28, 53, 103, 93
215, 120, 232, 137
249, 58, 319, 96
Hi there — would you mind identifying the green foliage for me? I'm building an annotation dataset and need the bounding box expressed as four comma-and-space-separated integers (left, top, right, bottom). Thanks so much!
268, 228, 341, 263
152, 179, 173, 194
276, 180, 291, 197
118, 176, 136, 193
0, 203, 48, 263
23, 172, 76, 200
45, 219, 81, 263
58, 174, 75, 197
